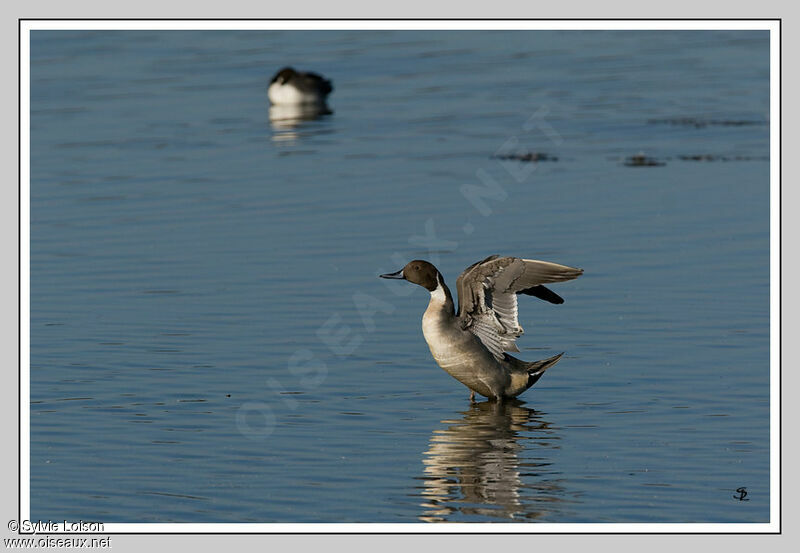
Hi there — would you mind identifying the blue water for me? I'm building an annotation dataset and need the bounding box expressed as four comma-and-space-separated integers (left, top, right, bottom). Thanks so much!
29, 29, 770, 523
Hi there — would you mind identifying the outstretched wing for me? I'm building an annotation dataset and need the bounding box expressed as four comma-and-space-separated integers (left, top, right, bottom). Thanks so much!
456, 255, 583, 360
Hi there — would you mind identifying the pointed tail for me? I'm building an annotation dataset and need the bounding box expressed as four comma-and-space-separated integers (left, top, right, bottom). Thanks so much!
524, 352, 564, 390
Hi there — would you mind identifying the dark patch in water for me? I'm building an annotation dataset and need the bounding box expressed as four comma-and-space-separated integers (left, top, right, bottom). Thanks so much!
624, 154, 665, 167
142, 289, 180, 295
494, 152, 558, 162
678, 154, 770, 162
648, 117, 767, 128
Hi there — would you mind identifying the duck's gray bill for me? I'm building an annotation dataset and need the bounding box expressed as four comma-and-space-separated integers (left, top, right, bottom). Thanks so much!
379, 269, 405, 279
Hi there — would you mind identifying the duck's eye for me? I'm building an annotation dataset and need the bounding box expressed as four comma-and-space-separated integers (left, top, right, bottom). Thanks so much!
414, 265, 420, 270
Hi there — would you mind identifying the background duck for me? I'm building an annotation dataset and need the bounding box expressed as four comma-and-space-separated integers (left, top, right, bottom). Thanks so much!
267, 66, 333, 106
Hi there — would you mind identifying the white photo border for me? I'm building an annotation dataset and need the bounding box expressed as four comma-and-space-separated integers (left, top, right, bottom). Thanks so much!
18, 18, 781, 535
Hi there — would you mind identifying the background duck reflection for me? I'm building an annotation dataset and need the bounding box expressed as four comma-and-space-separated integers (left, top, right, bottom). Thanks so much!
268, 104, 333, 143
419, 401, 569, 522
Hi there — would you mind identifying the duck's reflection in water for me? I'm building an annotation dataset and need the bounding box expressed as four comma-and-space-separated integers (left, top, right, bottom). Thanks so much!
268, 104, 332, 143
419, 400, 566, 522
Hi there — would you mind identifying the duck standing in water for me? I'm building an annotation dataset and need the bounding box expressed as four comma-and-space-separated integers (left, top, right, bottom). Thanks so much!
380, 255, 582, 401
267, 67, 333, 106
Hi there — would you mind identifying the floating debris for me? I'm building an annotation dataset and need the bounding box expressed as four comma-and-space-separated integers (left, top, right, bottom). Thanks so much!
679, 154, 717, 161
647, 117, 767, 128
624, 153, 665, 167
678, 154, 770, 162
493, 152, 558, 162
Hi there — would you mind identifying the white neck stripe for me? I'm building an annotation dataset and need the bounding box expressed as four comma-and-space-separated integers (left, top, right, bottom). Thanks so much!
430, 277, 446, 303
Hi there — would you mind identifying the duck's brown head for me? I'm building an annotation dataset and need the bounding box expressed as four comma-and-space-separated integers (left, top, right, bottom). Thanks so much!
379, 260, 441, 292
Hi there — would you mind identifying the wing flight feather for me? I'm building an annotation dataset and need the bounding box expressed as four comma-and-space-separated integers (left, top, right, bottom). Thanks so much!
456, 256, 582, 360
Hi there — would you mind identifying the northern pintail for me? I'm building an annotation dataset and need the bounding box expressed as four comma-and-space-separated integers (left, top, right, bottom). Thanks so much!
380, 255, 583, 401
268, 67, 333, 106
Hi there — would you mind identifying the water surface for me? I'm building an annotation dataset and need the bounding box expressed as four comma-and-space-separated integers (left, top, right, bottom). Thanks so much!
29, 29, 770, 524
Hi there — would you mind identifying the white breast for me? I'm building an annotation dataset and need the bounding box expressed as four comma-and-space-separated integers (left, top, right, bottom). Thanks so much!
422, 312, 450, 363
268, 83, 321, 105
421, 283, 466, 367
